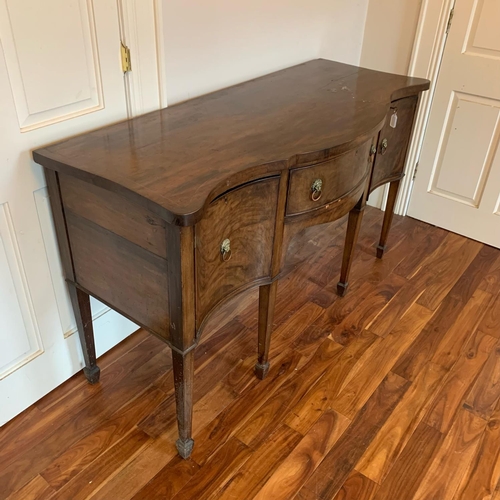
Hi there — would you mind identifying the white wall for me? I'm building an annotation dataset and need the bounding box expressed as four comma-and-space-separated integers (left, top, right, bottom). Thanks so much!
360, 0, 422, 75
360, 0, 423, 208
162, 0, 369, 104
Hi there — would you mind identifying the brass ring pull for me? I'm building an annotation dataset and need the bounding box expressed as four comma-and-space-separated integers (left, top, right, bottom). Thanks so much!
220, 238, 232, 262
311, 179, 323, 202
380, 138, 388, 155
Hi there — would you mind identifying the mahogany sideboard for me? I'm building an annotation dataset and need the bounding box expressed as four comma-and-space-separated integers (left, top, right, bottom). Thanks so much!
33, 59, 429, 459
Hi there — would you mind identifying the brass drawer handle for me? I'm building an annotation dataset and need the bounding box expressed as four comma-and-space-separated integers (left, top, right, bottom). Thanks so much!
311, 179, 323, 202
380, 138, 388, 155
220, 238, 232, 262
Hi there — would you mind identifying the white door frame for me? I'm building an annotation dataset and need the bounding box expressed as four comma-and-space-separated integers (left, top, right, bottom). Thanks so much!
118, 0, 168, 116
396, 0, 456, 215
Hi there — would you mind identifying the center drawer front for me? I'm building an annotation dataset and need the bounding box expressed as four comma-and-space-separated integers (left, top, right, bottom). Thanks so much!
286, 140, 372, 216
195, 177, 279, 328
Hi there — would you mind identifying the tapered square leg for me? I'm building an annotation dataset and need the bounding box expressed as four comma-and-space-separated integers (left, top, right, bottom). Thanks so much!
255, 281, 278, 380
377, 179, 401, 259
172, 349, 195, 459
68, 284, 100, 384
337, 200, 366, 297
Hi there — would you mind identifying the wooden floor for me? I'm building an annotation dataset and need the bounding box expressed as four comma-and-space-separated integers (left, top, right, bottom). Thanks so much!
2, 207, 500, 500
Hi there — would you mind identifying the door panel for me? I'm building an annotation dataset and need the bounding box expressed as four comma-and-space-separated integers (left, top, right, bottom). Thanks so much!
409, 0, 500, 248
0, 0, 136, 425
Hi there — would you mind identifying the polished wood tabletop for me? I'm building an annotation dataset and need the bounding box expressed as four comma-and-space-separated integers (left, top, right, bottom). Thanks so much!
34, 60, 429, 225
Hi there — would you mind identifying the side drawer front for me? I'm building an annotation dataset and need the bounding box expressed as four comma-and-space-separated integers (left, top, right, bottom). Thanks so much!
286, 140, 372, 216
195, 177, 279, 328
370, 96, 418, 191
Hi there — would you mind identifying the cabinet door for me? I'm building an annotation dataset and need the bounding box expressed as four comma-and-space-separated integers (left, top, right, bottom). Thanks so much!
370, 96, 419, 192
195, 177, 279, 329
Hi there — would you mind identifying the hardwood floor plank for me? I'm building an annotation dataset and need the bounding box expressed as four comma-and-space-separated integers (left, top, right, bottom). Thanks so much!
479, 253, 500, 295
447, 244, 500, 302
5, 475, 54, 500
172, 438, 252, 500
50, 429, 151, 500
454, 406, 500, 500
217, 424, 302, 500
478, 292, 500, 339
0, 333, 165, 471
355, 362, 446, 483
0, 345, 171, 498
372, 421, 442, 500
189, 349, 303, 466
366, 279, 425, 337
253, 410, 350, 500
331, 303, 433, 419
464, 341, 500, 420
332, 471, 378, 500
424, 330, 498, 433
293, 281, 375, 357
130, 456, 200, 500
296, 372, 409, 500
393, 243, 496, 381
413, 409, 487, 500
236, 338, 343, 448
285, 330, 377, 435
330, 274, 405, 346
431, 288, 493, 370
393, 223, 448, 278
40, 386, 166, 490
417, 237, 482, 310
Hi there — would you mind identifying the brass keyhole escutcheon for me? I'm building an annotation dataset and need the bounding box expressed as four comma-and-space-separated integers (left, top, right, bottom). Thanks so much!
311, 178, 323, 202
380, 138, 389, 155
220, 238, 232, 262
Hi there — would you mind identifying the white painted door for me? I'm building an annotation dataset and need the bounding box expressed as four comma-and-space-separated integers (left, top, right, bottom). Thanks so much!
408, 0, 500, 248
0, 0, 139, 425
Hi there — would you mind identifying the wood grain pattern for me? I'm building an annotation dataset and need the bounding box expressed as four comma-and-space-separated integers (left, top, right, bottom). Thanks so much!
286, 140, 371, 215
455, 406, 500, 500
355, 362, 446, 483
424, 330, 498, 433
478, 291, 500, 339
413, 409, 487, 500
217, 424, 302, 500
331, 303, 432, 419
332, 471, 378, 500
253, 411, 350, 500
3, 208, 500, 500
195, 177, 279, 327
296, 372, 409, 500
372, 421, 443, 500
59, 173, 167, 258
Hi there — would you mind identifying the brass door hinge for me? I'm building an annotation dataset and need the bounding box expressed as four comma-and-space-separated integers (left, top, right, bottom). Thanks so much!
121, 42, 132, 73
412, 161, 419, 181
446, 8, 454, 35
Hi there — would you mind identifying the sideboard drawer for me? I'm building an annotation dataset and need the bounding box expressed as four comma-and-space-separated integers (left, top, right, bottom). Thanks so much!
286, 140, 372, 216
370, 96, 418, 191
195, 177, 279, 327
